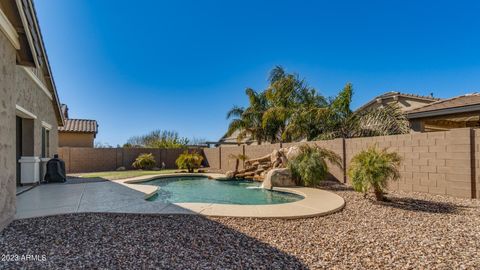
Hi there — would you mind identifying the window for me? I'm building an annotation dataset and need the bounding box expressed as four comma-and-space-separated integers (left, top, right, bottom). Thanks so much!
41, 127, 50, 158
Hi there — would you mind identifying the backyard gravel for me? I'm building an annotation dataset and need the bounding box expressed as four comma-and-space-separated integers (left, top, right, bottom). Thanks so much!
1, 181, 479, 269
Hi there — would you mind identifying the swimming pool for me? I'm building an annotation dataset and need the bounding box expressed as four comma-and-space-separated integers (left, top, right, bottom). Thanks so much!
144, 176, 304, 205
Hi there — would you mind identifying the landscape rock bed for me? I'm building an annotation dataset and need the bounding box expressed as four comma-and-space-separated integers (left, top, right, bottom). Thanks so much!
1, 182, 479, 269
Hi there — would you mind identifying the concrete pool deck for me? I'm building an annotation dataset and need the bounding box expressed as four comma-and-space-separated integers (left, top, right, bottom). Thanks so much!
15, 173, 345, 219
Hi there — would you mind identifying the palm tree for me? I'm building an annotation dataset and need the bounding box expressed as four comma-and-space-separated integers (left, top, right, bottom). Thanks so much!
226, 67, 408, 144
285, 87, 329, 141
348, 146, 402, 201
316, 83, 409, 140
353, 104, 410, 137
226, 88, 268, 144
262, 66, 327, 142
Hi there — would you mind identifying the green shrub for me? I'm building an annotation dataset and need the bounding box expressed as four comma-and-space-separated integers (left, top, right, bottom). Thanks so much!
348, 146, 401, 201
132, 153, 156, 170
176, 151, 204, 173
288, 144, 342, 187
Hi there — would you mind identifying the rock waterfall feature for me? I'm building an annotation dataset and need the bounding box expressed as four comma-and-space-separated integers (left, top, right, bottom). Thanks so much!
226, 146, 302, 189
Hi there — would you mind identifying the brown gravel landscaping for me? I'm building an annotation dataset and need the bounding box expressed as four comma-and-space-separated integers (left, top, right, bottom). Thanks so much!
1, 181, 479, 269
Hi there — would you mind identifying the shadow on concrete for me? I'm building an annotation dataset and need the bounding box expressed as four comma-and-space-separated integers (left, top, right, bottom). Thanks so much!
65, 175, 108, 184
0, 213, 307, 269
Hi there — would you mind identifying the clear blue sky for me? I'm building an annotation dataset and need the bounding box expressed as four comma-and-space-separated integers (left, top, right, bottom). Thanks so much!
35, 0, 480, 146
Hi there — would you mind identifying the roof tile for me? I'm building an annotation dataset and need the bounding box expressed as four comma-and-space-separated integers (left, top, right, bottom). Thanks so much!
58, 119, 98, 133
407, 93, 480, 114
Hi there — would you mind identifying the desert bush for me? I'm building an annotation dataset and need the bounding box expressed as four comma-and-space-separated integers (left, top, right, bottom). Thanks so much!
132, 153, 156, 170
176, 151, 204, 173
288, 144, 342, 187
348, 146, 401, 201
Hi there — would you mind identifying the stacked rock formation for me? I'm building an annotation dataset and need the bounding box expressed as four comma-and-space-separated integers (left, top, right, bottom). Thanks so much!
226, 146, 301, 182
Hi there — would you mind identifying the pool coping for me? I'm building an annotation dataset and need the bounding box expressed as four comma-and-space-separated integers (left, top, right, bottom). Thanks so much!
115, 173, 346, 219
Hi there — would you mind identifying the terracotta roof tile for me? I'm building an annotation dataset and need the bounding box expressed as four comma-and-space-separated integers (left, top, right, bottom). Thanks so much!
407, 93, 480, 115
58, 119, 98, 133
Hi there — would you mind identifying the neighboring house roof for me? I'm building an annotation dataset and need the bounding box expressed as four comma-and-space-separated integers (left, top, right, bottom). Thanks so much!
59, 104, 98, 134
356, 91, 441, 112
59, 119, 98, 134
407, 93, 480, 119
217, 130, 260, 146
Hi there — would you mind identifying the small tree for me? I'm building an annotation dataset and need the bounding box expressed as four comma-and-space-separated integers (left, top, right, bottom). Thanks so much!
132, 153, 156, 170
228, 154, 249, 172
348, 146, 402, 201
176, 151, 204, 173
288, 144, 342, 187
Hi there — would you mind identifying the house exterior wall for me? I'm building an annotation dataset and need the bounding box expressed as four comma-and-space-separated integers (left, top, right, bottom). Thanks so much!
15, 66, 59, 157
0, 25, 60, 231
59, 132, 95, 148
474, 129, 480, 199
0, 28, 17, 231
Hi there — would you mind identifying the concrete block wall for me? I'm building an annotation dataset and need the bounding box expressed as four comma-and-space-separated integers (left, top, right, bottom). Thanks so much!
58, 147, 200, 173
244, 144, 281, 161
345, 128, 474, 198
161, 148, 190, 168
219, 146, 245, 172
59, 148, 118, 173
58, 129, 479, 198
203, 148, 220, 170
120, 148, 161, 170
313, 139, 345, 182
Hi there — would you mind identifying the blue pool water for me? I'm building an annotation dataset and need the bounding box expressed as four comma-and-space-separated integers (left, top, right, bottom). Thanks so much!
144, 176, 304, 205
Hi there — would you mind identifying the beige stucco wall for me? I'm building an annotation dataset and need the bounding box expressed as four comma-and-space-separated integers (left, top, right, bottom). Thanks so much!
0, 30, 17, 231
0, 29, 60, 231
59, 132, 95, 148
15, 66, 59, 157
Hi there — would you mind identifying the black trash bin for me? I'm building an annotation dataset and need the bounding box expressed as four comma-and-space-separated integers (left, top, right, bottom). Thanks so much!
44, 154, 66, 183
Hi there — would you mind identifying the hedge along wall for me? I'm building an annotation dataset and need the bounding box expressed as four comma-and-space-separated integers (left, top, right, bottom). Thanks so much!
58, 128, 479, 198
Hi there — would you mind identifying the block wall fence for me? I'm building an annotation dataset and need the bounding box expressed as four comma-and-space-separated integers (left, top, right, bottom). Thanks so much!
57, 148, 199, 173
58, 128, 480, 199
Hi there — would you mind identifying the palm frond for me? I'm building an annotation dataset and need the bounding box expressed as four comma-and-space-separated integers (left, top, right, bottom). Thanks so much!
226, 119, 245, 137
226, 106, 245, 119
